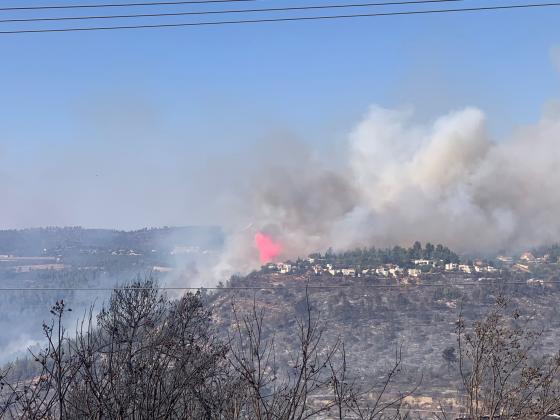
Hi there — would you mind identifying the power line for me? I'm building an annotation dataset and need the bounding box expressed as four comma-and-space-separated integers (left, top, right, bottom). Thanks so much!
0, 280, 554, 291
0, 1, 559, 34
0, 0, 466, 24
0, 0, 262, 12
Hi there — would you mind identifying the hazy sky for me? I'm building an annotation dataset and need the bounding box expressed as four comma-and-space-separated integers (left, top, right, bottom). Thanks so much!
0, 0, 559, 229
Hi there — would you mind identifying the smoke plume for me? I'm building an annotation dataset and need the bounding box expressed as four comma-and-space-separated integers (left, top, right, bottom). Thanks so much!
213, 103, 560, 279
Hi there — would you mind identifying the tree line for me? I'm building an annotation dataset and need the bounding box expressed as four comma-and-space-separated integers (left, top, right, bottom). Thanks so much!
309, 241, 460, 269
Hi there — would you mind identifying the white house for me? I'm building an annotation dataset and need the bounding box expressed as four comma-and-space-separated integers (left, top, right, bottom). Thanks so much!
341, 268, 356, 277
459, 264, 471, 273
520, 252, 536, 262
414, 259, 434, 266
497, 255, 513, 263
375, 267, 389, 277
389, 266, 403, 276
527, 278, 544, 286
276, 263, 292, 274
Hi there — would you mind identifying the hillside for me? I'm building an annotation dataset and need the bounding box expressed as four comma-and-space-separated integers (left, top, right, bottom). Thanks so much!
207, 262, 560, 414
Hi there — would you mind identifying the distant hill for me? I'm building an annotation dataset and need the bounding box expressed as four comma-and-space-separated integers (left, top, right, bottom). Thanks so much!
0, 226, 224, 256
0, 225, 224, 364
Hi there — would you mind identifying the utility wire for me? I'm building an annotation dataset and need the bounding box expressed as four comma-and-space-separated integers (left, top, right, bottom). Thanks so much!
0, 0, 262, 12
0, 280, 554, 291
0, 0, 466, 24
0, 1, 559, 34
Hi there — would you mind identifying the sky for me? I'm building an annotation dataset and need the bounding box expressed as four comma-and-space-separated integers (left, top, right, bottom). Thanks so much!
0, 0, 559, 229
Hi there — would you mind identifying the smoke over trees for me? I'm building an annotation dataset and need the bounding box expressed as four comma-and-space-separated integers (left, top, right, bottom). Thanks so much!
215, 104, 560, 279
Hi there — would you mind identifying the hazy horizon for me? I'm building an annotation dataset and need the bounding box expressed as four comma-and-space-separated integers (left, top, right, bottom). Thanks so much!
1, 4, 560, 264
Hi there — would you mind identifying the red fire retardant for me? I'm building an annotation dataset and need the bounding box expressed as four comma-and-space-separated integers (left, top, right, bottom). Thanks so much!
254, 232, 281, 263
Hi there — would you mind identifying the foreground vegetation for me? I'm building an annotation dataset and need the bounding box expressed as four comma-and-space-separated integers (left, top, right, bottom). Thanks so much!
2, 279, 560, 419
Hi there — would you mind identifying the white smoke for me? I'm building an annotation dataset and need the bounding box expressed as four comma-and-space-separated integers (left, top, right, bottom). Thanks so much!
210, 102, 560, 281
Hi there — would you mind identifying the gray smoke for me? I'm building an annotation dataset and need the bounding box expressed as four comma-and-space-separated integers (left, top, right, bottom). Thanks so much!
213, 102, 560, 279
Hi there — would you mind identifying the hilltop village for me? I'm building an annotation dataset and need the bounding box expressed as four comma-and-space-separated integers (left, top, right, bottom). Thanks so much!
258, 243, 560, 286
